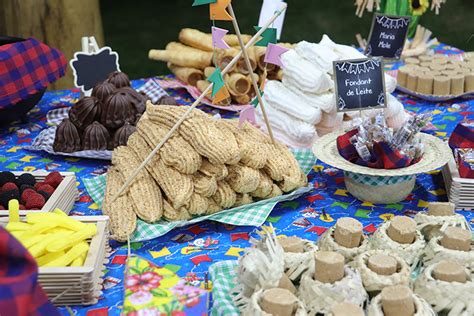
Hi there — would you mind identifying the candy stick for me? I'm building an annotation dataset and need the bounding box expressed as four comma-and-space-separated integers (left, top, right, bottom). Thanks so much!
227, 3, 276, 144
110, 3, 287, 204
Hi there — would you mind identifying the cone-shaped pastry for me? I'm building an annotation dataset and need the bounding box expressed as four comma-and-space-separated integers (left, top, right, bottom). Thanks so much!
166, 41, 205, 53
236, 47, 257, 74
168, 63, 203, 86
53, 119, 82, 153
83, 121, 110, 151
101, 91, 136, 130
226, 73, 251, 96
69, 96, 101, 130
179, 28, 214, 51
113, 122, 136, 148
149, 49, 212, 69
107, 71, 131, 88
214, 48, 239, 72
92, 81, 116, 105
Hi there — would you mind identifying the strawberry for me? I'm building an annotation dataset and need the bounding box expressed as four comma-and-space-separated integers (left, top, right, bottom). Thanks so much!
1, 182, 18, 193
25, 193, 46, 209
19, 204, 26, 210
21, 188, 37, 204
44, 171, 62, 188
34, 182, 46, 190
36, 184, 54, 195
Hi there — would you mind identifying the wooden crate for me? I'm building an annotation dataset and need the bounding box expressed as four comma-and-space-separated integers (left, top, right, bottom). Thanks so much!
0, 171, 77, 216
0, 215, 110, 306
442, 157, 474, 211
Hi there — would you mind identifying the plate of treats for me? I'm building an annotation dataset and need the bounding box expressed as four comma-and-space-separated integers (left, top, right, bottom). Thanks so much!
396, 54, 474, 101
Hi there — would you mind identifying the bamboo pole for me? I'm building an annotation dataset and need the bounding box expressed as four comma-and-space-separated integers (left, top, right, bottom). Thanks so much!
110, 3, 288, 203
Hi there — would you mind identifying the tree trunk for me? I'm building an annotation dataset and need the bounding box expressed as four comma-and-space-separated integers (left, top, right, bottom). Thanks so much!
0, 0, 104, 90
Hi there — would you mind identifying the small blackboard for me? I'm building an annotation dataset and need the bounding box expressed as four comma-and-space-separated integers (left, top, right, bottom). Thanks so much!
365, 13, 411, 60
70, 47, 120, 93
333, 57, 386, 112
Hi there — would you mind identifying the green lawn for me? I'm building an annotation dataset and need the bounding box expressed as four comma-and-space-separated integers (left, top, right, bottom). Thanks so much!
100, 0, 474, 80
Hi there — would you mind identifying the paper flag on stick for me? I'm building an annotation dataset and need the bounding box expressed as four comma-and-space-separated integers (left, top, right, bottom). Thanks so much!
264, 43, 289, 67
192, 0, 216, 6
251, 89, 264, 107
254, 26, 277, 47
239, 106, 257, 127
210, 0, 233, 21
258, 0, 286, 40
212, 86, 230, 104
212, 26, 230, 49
207, 67, 225, 97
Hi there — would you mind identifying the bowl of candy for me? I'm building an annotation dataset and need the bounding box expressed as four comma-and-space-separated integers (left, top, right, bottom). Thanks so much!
313, 113, 451, 204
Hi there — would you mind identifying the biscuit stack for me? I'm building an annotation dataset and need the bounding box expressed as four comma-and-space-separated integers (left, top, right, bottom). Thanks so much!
398, 55, 474, 96
102, 102, 307, 241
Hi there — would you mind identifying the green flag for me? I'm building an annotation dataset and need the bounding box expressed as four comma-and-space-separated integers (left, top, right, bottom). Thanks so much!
251, 89, 264, 107
192, 0, 216, 6
254, 26, 277, 47
207, 67, 225, 97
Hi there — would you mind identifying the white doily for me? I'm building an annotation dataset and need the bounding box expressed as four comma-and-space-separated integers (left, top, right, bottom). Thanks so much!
284, 238, 318, 282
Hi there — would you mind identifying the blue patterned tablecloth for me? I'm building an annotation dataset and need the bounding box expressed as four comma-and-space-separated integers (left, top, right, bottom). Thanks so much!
1, 43, 472, 316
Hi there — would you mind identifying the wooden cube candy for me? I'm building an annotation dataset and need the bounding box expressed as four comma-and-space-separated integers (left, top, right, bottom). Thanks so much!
387, 216, 417, 244
381, 285, 415, 316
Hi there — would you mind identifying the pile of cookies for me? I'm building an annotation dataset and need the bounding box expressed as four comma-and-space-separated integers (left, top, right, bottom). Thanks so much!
398, 55, 474, 96
102, 102, 307, 241
148, 28, 293, 105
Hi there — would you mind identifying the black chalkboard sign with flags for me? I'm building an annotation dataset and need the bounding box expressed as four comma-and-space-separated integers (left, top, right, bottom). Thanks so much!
333, 57, 387, 112
365, 13, 411, 60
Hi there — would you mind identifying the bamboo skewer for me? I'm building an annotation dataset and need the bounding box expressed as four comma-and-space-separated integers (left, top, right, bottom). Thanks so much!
110, 3, 287, 203
227, 3, 275, 144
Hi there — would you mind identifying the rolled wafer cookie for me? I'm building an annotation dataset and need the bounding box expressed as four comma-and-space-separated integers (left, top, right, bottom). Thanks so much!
149, 49, 212, 68
193, 172, 218, 197
168, 63, 203, 86
251, 170, 274, 198
226, 164, 260, 193
102, 167, 137, 241
146, 103, 237, 164
136, 117, 202, 174
178, 28, 214, 51
215, 48, 239, 72
166, 41, 203, 53
225, 73, 251, 96
233, 94, 251, 105
199, 158, 228, 181
213, 181, 237, 208
186, 192, 209, 216
126, 133, 194, 209
236, 47, 257, 74
112, 146, 164, 223
234, 193, 253, 207
163, 199, 192, 221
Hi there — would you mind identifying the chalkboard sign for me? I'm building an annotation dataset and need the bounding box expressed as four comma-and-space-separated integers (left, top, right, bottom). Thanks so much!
70, 46, 120, 93
365, 13, 411, 60
333, 57, 386, 112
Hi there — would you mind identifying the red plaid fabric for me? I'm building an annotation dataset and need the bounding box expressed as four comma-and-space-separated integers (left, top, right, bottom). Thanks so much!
0, 38, 66, 108
337, 129, 416, 169
449, 123, 474, 178
0, 227, 60, 316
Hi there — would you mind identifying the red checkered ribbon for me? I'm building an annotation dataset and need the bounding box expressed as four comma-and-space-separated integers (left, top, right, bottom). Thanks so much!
0, 227, 60, 316
337, 129, 418, 169
0, 38, 66, 108
449, 123, 474, 178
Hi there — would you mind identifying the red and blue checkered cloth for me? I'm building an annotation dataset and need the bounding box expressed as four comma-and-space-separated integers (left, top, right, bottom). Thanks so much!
0, 227, 60, 316
0, 38, 66, 108
337, 129, 416, 169
449, 123, 474, 178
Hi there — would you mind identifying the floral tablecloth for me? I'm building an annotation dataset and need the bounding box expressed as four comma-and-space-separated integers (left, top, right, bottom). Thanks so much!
1, 43, 472, 316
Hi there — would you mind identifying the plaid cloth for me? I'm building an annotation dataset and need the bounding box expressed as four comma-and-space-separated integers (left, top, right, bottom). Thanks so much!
449, 123, 474, 178
136, 78, 168, 103
208, 260, 239, 316
0, 227, 60, 316
337, 129, 416, 169
0, 38, 66, 108
83, 149, 315, 241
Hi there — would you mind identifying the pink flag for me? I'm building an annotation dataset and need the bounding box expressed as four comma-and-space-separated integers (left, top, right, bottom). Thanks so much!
211, 26, 230, 49
239, 106, 256, 128
264, 43, 289, 67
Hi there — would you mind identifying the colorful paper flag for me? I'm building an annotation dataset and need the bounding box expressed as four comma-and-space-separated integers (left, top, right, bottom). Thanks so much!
250, 89, 264, 107
210, 0, 233, 21
239, 106, 256, 127
207, 67, 225, 97
254, 26, 277, 47
211, 26, 230, 49
264, 43, 289, 67
212, 86, 230, 104
192, 0, 217, 6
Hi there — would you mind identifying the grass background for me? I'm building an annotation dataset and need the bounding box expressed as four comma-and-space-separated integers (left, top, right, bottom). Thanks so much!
100, 0, 474, 80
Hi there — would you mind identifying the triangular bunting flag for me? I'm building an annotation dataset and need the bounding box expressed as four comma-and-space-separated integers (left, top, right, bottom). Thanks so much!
250, 89, 264, 107
211, 26, 230, 49
254, 26, 277, 47
239, 106, 256, 127
212, 85, 230, 104
210, 0, 233, 21
192, 0, 216, 6
207, 67, 225, 97
264, 43, 289, 67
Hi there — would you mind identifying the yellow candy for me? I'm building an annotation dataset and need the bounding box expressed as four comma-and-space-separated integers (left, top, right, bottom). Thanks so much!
46, 224, 96, 253
8, 199, 20, 223
28, 232, 71, 258
53, 208, 68, 217
21, 221, 58, 238
70, 251, 87, 267
36, 250, 65, 267
26, 213, 86, 231
10, 230, 24, 239
21, 235, 44, 249
5, 222, 31, 232
48, 228, 72, 234
44, 242, 89, 267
